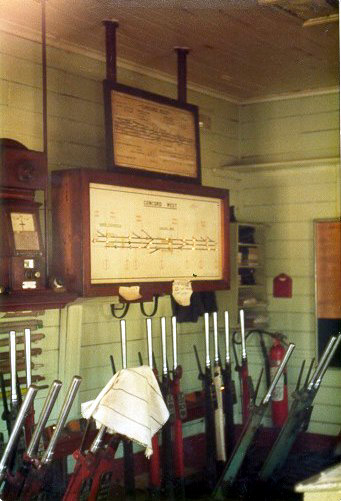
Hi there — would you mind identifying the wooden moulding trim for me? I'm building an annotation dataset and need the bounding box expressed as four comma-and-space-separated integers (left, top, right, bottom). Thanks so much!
221, 156, 340, 172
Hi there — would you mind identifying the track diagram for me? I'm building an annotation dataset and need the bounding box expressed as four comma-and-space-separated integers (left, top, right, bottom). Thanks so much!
89, 183, 223, 283
92, 228, 217, 254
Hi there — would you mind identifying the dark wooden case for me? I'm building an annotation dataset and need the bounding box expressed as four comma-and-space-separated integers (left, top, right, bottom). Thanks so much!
51, 168, 230, 299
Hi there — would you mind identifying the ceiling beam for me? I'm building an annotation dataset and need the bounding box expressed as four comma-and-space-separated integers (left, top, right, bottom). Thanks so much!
303, 13, 339, 27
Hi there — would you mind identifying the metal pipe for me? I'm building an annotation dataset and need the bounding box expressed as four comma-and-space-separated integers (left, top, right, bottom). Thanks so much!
263, 343, 295, 404
204, 313, 210, 369
224, 311, 230, 365
161, 317, 167, 376
41, 0, 49, 282
213, 312, 219, 365
146, 318, 153, 369
240, 310, 247, 359
24, 328, 32, 388
120, 319, 127, 369
41, 376, 82, 465
26, 380, 62, 458
0, 385, 39, 482
9, 330, 17, 405
172, 316, 177, 370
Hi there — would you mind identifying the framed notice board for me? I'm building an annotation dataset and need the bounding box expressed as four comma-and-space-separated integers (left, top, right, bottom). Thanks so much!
314, 219, 341, 367
51, 168, 229, 299
103, 80, 201, 183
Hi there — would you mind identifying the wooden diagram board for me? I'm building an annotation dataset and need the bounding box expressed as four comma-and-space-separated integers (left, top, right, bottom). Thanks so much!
111, 91, 198, 178
51, 169, 229, 298
103, 81, 201, 183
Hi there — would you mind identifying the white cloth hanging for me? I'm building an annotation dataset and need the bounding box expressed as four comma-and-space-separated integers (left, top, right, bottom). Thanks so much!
81, 365, 169, 458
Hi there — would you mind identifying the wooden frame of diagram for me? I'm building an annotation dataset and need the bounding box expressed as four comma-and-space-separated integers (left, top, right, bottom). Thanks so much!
103, 80, 202, 183
51, 168, 229, 299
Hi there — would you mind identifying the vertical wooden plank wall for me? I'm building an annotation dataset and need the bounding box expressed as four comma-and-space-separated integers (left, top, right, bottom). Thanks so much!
0, 29, 340, 439
0, 31, 239, 442
237, 93, 340, 434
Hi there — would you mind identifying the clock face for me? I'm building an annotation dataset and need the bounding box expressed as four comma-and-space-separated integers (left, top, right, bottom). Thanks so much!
10, 212, 40, 251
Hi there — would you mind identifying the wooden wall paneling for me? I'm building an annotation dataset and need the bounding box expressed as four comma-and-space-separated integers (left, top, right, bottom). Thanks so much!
240, 94, 339, 164
0, 310, 61, 439
2, 26, 340, 439
242, 200, 336, 224
47, 92, 103, 126
267, 311, 316, 333
266, 239, 314, 260
1, 107, 43, 150
48, 116, 104, 149
244, 182, 336, 206
308, 421, 340, 436
267, 295, 314, 314
311, 402, 341, 426
58, 303, 83, 421
0, 53, 43, 89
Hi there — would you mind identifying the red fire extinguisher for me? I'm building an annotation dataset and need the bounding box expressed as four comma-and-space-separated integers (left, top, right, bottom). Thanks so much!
269, 338, 288, 427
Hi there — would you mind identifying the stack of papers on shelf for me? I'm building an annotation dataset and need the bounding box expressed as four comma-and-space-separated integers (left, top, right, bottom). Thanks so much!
247, 249, 258, 265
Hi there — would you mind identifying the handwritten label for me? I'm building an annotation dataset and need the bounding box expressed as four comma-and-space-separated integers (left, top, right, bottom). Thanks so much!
172, 280, 193, 306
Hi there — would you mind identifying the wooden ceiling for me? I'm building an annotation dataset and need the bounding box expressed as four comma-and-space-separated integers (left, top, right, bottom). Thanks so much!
0, 0, 339, 101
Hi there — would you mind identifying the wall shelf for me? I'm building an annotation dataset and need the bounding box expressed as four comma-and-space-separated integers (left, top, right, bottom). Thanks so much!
0, 290, 78, 313
227, 222, 268, 330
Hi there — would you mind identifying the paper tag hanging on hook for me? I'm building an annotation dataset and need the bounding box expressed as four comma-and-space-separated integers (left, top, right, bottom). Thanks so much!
273, 274, 292, 298
172, 280, 193, 306
118, 286, 142, 301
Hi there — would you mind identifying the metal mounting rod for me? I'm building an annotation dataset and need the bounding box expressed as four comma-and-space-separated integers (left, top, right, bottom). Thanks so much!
175, 47, 190, 103
103, 20, 119, 82
41, 0, 49, 282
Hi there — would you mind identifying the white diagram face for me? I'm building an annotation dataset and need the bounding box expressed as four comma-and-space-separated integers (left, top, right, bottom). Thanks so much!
89, 183, 223, 284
